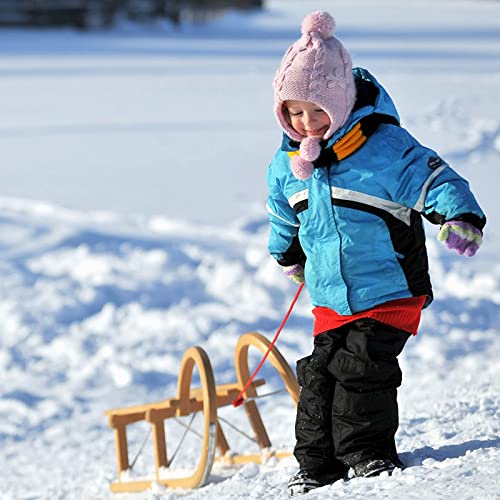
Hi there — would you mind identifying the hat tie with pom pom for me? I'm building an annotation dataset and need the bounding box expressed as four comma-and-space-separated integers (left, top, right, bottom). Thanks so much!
289, 136, 321, 180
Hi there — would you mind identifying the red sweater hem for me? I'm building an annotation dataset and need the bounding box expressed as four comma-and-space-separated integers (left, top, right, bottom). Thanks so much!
312, 296, 426, 336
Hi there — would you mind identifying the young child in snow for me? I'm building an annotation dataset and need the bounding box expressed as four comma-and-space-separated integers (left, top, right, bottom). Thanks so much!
265, 11, 486, 497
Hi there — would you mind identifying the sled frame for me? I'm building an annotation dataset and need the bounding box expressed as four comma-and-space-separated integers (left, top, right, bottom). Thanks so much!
105, 331, 300, 493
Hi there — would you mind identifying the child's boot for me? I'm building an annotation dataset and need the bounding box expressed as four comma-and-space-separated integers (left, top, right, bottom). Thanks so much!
352, 458, 398, 478
287, 468, 344, 497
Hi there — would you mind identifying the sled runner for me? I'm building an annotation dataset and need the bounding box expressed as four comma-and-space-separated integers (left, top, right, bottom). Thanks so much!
105, 331, 300, 493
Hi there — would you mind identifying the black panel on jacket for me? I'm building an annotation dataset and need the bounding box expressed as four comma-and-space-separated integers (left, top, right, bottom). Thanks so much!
332, 199, 433, 306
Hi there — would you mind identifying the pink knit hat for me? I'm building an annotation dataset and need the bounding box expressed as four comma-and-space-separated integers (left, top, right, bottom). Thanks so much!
273, 11, 356, 180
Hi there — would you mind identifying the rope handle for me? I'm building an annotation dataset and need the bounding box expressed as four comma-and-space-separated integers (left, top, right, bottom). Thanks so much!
232, 282, 305, 408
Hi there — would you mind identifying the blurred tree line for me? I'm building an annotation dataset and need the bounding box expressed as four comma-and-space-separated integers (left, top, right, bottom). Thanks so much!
0, 0, 263, 29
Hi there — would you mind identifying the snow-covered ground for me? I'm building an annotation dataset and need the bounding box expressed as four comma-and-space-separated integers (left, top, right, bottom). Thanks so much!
0, 0, 499, 499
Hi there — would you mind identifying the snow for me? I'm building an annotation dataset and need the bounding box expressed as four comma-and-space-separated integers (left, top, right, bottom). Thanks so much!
0, 0, 499, 498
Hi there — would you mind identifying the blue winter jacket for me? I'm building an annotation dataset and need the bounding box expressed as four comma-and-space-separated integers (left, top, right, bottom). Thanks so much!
266, 68, 485, 315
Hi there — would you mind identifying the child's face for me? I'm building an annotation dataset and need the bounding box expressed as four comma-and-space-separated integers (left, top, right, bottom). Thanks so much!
284, 100, 331, 138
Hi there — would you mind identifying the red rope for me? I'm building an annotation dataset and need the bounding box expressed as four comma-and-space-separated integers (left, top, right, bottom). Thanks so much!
232, 282, 305, 408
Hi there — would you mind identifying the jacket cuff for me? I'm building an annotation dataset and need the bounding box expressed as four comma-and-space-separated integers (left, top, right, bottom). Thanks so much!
276, 236, 306, 267
424, 211, 486, 231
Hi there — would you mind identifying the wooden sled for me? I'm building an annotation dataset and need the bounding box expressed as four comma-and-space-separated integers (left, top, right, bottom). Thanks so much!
105, 331, 300, 493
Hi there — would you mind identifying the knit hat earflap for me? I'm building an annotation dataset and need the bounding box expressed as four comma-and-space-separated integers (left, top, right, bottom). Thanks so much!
273, 11, 356, 180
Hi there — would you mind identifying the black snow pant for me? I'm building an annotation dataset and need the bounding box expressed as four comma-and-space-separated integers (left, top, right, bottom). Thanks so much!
294, 318, 410, 473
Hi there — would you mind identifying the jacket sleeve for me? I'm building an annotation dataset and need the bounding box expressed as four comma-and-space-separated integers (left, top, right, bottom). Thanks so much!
389, 129, 486, 231
266, 164, 306, 266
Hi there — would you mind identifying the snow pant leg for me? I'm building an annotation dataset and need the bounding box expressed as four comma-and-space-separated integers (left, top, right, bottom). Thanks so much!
328, 319, 410, 467
293, 331, 347, 475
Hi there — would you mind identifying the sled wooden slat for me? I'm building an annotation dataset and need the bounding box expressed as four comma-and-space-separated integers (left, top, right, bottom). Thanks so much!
216, 449, 294, 465
105, 332, 300, 493
106, 380, 265, 425
216, 419, 231, 456
113, 425, 129, 472
110, 479, 157, 493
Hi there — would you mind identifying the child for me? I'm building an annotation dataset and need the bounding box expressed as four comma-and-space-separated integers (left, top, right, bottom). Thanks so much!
265, 10, 486, 497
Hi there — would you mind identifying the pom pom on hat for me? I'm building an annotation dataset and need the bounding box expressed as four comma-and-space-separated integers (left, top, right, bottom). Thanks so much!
301, 10, 335, 39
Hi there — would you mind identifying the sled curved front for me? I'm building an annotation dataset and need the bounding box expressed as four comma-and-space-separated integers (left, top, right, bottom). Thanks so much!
166, 345, 217, 488
108, 346, 217, 493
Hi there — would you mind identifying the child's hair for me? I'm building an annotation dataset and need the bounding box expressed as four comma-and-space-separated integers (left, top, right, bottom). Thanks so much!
282, 104, 291, 126
273, 11, 356, 143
